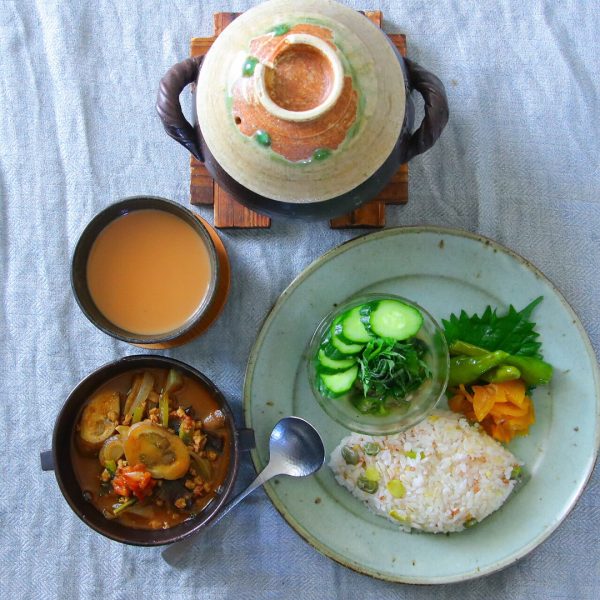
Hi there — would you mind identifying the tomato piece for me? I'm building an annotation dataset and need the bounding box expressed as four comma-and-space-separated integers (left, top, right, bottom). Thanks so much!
112, 474, 130, 497
111, 463, 156, 500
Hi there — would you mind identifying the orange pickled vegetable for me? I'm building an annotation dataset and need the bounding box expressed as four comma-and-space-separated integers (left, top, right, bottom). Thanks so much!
448, 380, 535, 443
501, 379, 526, 407
471, 384, 499, 421
490, 402, 529, 418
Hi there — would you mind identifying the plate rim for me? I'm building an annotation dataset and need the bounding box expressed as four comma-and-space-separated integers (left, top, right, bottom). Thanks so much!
242, 225, 600, 584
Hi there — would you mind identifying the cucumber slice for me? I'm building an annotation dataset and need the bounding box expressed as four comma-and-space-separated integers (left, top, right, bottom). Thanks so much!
362, 300, 423, 340
330, 332, 364, 355
318, 348, 356, 371
319, 365, 359, 395
341, 306, 373, 343
320, 341, 348, 360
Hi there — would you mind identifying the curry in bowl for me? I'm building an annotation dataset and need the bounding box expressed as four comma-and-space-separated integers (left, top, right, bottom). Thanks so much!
73, 367, 231, 530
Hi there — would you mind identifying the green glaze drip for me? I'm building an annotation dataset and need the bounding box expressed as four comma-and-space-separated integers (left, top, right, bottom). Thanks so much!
270, 23, 291, 36
312, 148, 331, 161
242, 56, 259, 77
346, 120, 361, 140
255, 130, 271, 146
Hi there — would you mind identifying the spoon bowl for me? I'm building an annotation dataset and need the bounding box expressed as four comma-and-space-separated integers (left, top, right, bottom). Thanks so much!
268, 417, 326, 477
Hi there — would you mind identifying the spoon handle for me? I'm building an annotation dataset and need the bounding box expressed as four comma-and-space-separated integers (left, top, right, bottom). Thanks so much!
161, 463, 278, 566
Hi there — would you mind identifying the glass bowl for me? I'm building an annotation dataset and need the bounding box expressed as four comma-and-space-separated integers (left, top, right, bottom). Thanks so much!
307, 294, 449, 435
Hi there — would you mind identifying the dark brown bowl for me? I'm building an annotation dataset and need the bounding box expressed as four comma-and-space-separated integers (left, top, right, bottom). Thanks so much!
71, 196, 222, 346
40, 355, 254, 546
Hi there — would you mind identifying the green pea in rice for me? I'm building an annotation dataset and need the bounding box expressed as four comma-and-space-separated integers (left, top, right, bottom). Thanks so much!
329, 410, 522, 533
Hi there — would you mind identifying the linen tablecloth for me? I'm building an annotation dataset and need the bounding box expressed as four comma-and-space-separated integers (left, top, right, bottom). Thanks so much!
1, 1, 598, 598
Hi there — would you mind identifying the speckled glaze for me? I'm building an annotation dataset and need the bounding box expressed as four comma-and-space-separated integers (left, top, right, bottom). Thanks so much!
231, 23, 359, 162
243, 227, 600, 583
156, 0, 448, 219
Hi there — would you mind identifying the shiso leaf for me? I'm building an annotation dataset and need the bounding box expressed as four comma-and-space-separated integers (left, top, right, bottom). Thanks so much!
442, 296, 544, 358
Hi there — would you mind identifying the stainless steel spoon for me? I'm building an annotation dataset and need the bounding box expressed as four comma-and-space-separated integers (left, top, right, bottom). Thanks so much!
162, 416, 325, 565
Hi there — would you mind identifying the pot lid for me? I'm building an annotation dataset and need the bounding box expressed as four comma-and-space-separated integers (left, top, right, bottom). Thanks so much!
197, 0, 405, 204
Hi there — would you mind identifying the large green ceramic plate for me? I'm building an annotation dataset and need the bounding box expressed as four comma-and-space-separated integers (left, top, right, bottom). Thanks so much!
243, 227, 599, 584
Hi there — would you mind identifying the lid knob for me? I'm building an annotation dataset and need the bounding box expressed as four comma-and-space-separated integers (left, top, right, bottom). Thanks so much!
254, 34, 344, 122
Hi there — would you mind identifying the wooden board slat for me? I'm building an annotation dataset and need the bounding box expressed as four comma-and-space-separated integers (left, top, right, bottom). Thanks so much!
330, 198, 385, 228
213, 184, 270, 228
189, 11, 408, 229
362, 10, 382, 26
190, 155, 213, 205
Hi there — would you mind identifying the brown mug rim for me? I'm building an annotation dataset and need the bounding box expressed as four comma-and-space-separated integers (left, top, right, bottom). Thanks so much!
71, 195, 220, 344
46, 355, 243, 546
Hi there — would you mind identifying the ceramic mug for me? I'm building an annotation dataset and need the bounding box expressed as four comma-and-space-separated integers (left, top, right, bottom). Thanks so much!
71, 196, 230, 349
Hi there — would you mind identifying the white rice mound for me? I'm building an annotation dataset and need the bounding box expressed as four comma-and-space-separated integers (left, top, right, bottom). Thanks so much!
329, 410, 522, 533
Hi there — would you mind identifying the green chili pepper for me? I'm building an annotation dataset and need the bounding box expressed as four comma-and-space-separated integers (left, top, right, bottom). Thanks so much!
502, 355, 553, 386
448, 351, 510, 387
481, 365, 521, 383
449, 340, 488, 357
449, 341, 553, 386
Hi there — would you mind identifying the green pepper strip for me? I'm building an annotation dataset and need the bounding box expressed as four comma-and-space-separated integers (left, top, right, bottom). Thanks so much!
503, 355, 553, 386
448, 341, 553, 386
112, 498, 137, 516
159, 391, 170, 428
481, 365, 521, 383
448, 351, 509, 387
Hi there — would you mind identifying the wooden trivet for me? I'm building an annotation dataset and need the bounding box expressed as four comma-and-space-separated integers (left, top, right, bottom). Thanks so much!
190, 11, 408, 229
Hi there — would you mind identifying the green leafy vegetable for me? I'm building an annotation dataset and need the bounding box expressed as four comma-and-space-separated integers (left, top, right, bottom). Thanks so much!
354, 337, 431, 414
442, 297, 544, 358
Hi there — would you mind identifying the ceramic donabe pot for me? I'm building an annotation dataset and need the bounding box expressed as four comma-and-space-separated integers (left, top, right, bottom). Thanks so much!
156, 0, 448, 220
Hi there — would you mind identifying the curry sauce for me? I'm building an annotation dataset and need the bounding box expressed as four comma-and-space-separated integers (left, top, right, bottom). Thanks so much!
71, 368, 231, 530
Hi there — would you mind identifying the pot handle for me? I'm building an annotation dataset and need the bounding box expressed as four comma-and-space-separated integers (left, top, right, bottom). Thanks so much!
156, 55, 205, 162
401, 58, 449, 164
40, 450, 55, 471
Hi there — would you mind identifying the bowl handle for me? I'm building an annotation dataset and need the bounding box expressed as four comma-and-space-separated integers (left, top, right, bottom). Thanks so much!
401, 58, 449, 164
238, 428, 256, 452
156, 55, 205, 162
40, 450, 55, 471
